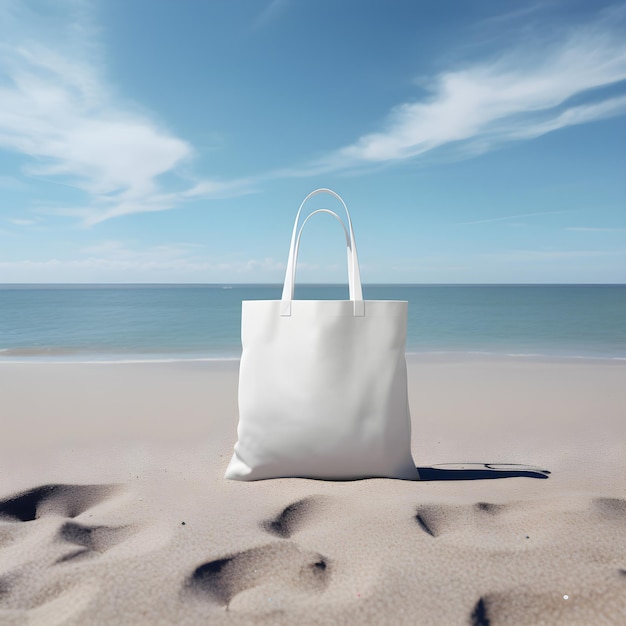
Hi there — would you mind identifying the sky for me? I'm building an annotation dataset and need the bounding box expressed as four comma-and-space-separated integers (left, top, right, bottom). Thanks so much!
0, 0, 625, 284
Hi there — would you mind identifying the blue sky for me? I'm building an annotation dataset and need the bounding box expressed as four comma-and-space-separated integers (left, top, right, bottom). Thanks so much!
0, 0, 625, 283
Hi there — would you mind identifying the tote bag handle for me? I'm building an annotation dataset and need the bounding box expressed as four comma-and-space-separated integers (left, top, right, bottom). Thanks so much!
281, 188, 364, 316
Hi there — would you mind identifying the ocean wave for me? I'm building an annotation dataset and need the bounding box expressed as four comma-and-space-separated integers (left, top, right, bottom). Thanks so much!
405, 350, 626, 362
0, 356, 240, 365
2, 347, 624, 365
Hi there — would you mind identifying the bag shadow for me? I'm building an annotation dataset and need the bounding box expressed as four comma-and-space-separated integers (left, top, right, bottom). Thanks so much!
417, 463, 550, 480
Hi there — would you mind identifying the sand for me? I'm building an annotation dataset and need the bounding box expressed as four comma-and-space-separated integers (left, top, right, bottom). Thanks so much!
0, 357, 624, 625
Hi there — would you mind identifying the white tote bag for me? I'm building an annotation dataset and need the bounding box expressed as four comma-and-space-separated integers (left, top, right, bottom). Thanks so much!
225, 188, 418, 481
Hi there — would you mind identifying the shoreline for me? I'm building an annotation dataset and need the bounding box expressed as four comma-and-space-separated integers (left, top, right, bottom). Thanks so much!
1, 350, 625, 365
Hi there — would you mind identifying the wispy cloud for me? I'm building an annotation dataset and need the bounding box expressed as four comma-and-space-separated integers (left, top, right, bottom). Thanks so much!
0, 0, 253, 225
0, 175, 27, 189
0, 239, 286, 281
251, 0, 291, 31
459, 210, 571, 226
566, 226, 626, 232
8, 218, 37, 226
296, 7, 626, 174
70, 178, 256, 226
479, 3, 546, 27
78, 240, 286, 273
482, 248, 626, 262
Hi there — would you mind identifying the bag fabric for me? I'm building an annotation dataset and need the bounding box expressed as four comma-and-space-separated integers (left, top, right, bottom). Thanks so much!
225, 188, 418, 481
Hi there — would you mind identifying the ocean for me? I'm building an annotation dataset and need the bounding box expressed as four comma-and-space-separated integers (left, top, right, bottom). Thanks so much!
0, 284, 624, 362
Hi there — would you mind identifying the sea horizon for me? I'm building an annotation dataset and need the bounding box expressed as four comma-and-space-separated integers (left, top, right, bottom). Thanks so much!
1, 282, 625, 287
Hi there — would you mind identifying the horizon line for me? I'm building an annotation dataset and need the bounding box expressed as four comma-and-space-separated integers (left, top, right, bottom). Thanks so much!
0, 282, 624, 288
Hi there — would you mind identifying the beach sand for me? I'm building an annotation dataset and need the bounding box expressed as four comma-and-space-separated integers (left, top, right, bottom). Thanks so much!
0, 357, 624, 625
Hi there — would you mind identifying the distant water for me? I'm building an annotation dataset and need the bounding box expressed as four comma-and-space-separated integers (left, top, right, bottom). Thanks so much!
0, 284, 624, 362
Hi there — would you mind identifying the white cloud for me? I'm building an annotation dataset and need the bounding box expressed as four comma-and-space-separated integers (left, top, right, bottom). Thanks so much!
300, 10, 626, 173
0, 238, 353, 282
74, 240, 285, 276
0, 243, 287, 282
0, 0, 253, 225
8, 218, 37, 226
2, 1, 625, 226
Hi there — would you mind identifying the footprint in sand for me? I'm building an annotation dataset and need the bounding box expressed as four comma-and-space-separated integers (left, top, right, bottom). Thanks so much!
417, 500, 626, 625
0, 483, 129, 617
593, 497, 626, 518
186, 496, 331, 609
0, 484, 121, 522
471, 583, 626, 626
55, 521, 134, 564
415, 501, 510, 538
260, 496, 326, 539
186, 541, 330, 608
